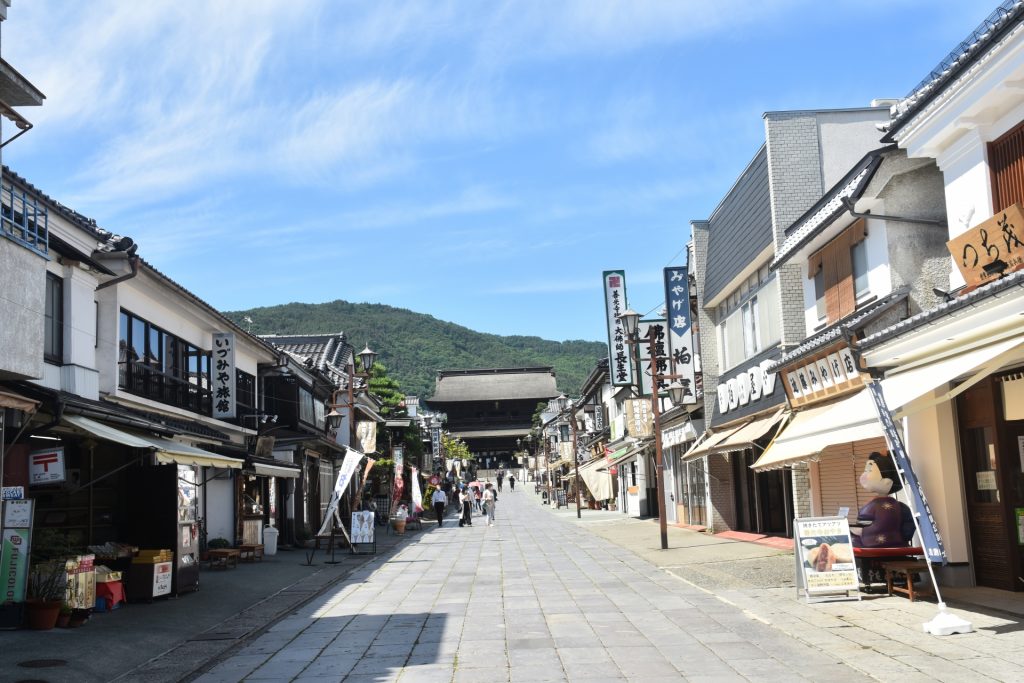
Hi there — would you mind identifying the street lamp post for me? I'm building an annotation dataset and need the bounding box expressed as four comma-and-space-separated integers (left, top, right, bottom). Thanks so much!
618, 309, 688, 551
325, 345, 377, 513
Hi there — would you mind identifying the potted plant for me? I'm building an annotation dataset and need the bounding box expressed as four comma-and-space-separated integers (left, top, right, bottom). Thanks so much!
207, 537, 231, 550
56, 603, 72, 628
392, 504, 408, 534
24, 560, 66, 630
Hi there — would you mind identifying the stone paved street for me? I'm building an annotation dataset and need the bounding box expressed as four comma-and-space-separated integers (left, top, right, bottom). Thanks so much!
192, 490, 870, 682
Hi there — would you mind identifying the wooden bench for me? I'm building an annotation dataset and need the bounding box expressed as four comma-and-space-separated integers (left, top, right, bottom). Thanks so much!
208, 548, 240, 570
239, 544, 264, 562
884, 560, 932, 602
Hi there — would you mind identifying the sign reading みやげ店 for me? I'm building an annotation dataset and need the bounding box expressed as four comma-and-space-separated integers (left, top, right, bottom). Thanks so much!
781, 344, 863, 408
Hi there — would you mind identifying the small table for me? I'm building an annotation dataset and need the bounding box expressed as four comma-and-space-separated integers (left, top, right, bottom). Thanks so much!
884, 560, 932, 602
208, 548, 240, 569
239, 544, 264, 562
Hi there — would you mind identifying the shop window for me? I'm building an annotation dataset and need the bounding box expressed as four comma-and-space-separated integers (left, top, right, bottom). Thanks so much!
989, 120, 1024, 212
118, 309, 211, 414
813, 270, 827, 323
236, 371, 255, 411
717, 271, 780, 370
807, 219, 868, 325
44, 272, 63, 364
299, 386, 315, 425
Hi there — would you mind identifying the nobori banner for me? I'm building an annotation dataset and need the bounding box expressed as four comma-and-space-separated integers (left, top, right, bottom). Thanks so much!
663, 267, 697, 405
602, 270, 633, 386
212, 332, 237, 419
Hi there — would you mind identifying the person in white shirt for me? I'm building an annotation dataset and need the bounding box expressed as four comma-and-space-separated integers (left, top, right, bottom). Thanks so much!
459, 487, 473, 527
482, 483, 497, 527
431, 487, 448, 527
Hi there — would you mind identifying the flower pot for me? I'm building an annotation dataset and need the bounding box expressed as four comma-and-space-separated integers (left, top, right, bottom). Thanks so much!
56, 613, 71, 628
24, 599, 62, 630
392, 519, 406, 534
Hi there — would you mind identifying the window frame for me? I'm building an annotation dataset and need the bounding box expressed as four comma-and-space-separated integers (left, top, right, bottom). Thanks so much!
44, 272, 63, 364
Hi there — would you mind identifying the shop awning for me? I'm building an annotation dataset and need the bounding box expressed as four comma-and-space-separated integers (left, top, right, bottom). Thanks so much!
142, 436, 243, 469
0, 387, 38, 412
577, 458, 613, 500
751, 391, 882, 471
252, 462, 300, 478
681, 422, 747, 463
882, 335, 1024, 418
63, 415, 158, 448
706, 408, 786, 457
606, 442, 648, 468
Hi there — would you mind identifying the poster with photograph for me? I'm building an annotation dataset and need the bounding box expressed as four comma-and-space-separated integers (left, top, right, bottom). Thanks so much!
794, 516, 858, 596
351, 511, 375, 545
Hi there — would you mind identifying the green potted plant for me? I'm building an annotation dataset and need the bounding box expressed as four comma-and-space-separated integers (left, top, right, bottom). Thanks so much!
56, 602, 72, 628
207, 537, 231, 550
24, 560, 66, 630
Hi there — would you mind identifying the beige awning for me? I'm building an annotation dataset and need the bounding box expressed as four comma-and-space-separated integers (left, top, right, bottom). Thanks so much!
0, 388, 38, 412
751, 391, 882, 471
681, 422, 746, 463
63, 415, 159, 449
143, 436, 243, 469
882, 334, 1024, 418
577, 458, 613, 500
707, 408, 786, 456
252, 462, 300, 478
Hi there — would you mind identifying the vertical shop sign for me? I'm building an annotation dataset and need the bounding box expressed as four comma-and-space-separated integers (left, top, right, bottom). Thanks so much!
212, 332, 236, 419
357, 421, 377, 454
865, 381, 947, 564
316, 448, 365, 536
603, 270, 633, 386
1, 498, 33, 603
636, 319, 668, 397
663, 267, 697, 404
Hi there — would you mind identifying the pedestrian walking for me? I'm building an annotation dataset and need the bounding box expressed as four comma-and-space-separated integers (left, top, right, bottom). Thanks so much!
431, 486, 447, 527
473, 485, 482, 515
459, 487, 473, 527
497, 469, 505, 493
508, 474, 516, 492
483, 482, 497, 527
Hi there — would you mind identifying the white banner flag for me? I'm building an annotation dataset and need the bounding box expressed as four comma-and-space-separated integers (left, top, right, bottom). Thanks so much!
316, 448, 364, 537
410, 467, 423, 513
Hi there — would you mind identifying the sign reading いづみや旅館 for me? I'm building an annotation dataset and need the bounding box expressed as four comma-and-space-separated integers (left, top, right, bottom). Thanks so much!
947, 203, 1024, 287
212, 332, 236, 419
794, 516, 859, 602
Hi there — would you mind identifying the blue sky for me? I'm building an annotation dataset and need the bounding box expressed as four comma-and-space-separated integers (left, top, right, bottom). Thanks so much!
3, 1, 998, 343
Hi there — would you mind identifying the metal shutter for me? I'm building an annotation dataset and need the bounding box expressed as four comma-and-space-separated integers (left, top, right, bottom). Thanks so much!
815, 437, 888, 524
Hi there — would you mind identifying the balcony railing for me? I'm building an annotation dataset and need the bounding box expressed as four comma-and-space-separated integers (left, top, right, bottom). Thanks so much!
118, 361, 211, 416
1, 182, 47, 256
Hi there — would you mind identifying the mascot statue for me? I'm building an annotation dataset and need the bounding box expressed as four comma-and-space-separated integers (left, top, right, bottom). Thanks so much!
852, 452, 916, 548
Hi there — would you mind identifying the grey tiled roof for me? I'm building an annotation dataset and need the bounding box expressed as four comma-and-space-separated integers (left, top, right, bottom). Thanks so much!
859, 270, 1024, 349
430, 368, 559, 403
3, 166, 137, 256
767, 289, 909, 373
771, 149, 888, 270
261, 333, 354, 387
885, 1, 1024, 140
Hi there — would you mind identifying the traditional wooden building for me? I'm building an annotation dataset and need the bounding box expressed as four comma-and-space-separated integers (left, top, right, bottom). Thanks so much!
427, 367, 560, 470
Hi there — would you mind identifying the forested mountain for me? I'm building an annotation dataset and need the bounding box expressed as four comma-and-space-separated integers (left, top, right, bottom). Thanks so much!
224, 300, 607, 399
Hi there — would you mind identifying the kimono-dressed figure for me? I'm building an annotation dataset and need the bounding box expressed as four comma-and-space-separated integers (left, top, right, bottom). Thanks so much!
851, 452, 916, 548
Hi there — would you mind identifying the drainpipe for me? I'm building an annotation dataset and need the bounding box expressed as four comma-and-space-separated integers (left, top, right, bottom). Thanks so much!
96, 255, 139, 290
841, 197, 946, 227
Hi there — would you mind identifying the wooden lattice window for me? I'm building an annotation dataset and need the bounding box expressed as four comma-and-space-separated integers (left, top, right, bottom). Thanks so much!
807, 219, 868, 324
989, 120, 1024, 213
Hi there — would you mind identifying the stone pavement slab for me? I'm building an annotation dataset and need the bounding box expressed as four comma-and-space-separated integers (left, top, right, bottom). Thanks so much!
187, 485, 870, 682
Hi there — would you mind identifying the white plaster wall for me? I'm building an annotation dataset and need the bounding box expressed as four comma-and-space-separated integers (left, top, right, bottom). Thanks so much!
205, 472, 235, 543
903, 394, 970, 565
0, 237, 44, 380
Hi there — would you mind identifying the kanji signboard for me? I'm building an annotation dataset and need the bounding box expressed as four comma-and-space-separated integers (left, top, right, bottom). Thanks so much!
212, 332, 236, 419
602, 270, 633, 386
663, 267, 697, 404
